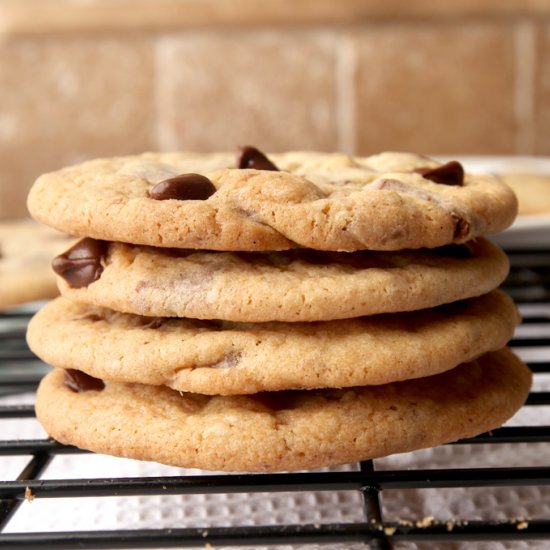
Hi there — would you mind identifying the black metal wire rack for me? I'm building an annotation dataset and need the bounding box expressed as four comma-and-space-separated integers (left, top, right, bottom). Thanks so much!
0, 247, 549, 549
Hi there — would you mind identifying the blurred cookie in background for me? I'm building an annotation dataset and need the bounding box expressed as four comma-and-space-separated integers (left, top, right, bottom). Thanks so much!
0, 220, 74, 309
500, 173, 550, 216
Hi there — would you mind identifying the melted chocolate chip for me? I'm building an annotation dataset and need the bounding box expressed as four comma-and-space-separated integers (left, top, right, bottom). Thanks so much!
416, 161, 464, 186
52, 238, 107, 288
64, 369, 105, 393
148, 174, 217, 201
237, 146, 279, 171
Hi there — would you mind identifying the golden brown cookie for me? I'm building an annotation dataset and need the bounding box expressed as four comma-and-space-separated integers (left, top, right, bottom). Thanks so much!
51, 237, 509, 322
35, 349, 531, 472
28, 291, 519, 394
27, 151, 517, 252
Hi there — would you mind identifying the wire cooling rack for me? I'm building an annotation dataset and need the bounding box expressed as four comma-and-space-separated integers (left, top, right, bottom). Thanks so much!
0, 248, 549, 549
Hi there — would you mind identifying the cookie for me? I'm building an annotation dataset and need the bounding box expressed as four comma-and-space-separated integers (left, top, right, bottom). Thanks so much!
35, 349, 531, 472
28, 291, 519, 394
0, 220, 73, 309
27, 150, 517, 252
52, 237, 509, 322
500, 173, 550, 216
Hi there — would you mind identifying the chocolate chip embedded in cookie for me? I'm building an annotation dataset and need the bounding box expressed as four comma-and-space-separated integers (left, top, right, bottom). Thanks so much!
415, 161, 464, 186
35, 349, 531, 472
52, 238, 107, 288
64, 369, 105, 393
237, 146, 279, 171
148, 174, 217, 201
52, 237, 509, 322
27, 291, 520, 394
27, 151, 518, 251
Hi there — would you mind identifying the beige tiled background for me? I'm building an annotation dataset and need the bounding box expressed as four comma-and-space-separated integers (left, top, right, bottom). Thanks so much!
1, 0, 549, 218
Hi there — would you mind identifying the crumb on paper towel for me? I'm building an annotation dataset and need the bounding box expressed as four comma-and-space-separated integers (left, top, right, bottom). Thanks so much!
415, 516, 434, 528
446, 520, 455, 532
24, 487, 34, 502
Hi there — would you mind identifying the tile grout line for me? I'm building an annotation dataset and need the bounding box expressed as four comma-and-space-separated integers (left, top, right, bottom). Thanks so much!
152, 35, 175, 152
514, 19, 536, 155
335, 32, 357, 155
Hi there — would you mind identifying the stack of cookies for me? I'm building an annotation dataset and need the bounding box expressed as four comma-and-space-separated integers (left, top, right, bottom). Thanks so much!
27, 148, 531, 472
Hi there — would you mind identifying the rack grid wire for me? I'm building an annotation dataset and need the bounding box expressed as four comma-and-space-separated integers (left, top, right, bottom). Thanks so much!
0, 247, 549, 549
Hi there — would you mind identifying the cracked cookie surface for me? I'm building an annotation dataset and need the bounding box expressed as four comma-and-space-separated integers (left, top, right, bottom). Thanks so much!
27, 151, 517, 252
35, 349, 531, 472
28, 291, 519, 394
53, 237, 509, 322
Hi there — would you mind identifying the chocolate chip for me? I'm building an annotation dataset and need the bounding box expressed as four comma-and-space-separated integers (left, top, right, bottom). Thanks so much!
237, 146, 279, 171
148, 174, 217, 201
416, 161, 464, 186
64, 369, 105, 393
52, 238, 107, 288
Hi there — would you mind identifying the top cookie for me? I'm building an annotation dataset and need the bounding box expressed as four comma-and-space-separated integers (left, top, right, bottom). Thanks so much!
27, 149, 518, 252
